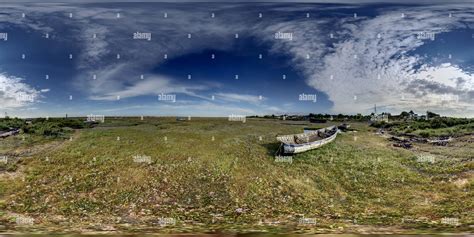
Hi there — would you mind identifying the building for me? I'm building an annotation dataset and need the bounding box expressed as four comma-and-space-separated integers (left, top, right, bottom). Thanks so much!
408, 111, 418, 120
370, 104, 389, 122
370, 113, 389, 123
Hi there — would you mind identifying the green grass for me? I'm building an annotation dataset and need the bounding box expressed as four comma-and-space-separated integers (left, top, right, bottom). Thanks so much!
0, 118, 472, 233
412, 123, 473, 137
372, 117, 474, 138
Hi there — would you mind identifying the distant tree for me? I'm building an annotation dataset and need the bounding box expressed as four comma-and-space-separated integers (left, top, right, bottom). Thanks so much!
426, 111, 440, 119
400, 111, 409, 118
430, 117, 447, 129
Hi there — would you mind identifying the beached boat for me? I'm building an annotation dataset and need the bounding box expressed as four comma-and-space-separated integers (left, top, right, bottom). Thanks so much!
0, 129, 20, 139
276, 126, 339, 154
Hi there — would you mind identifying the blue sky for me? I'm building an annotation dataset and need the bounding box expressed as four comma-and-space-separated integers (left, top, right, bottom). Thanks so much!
0, 2, 473, 117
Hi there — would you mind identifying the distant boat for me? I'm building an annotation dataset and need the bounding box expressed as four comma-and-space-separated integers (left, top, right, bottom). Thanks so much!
0, 128, 20, 138
276, 126, 339, 154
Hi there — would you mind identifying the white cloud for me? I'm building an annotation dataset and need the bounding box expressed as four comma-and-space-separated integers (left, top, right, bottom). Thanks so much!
267, 5, 474, 116
1, 3, 473, 117
0, 74, 41, 109
88, 74, 208, 101
97, 101, 251, 116
215, 93, 265, 104
414, 63, 474, 91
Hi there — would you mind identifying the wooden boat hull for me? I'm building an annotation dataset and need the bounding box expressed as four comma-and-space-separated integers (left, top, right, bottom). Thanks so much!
0, 129, 19, 138
277, 126, 338, 154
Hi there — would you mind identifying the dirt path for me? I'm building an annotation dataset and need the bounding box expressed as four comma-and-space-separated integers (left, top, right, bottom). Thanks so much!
0, 130, 84, 228
0, 130, 82, 181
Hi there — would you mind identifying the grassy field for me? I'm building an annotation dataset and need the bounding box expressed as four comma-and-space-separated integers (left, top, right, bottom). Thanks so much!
0, 117, 472, 234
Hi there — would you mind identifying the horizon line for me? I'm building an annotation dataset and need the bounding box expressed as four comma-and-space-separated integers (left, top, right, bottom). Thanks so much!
3, 113, 473, 119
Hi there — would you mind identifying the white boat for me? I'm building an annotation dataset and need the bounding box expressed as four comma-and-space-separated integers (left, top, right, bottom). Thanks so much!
0, 129, 20, 138
276, 126, 339, 154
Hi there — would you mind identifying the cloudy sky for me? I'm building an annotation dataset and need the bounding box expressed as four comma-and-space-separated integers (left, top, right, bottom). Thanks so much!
0, 2, 473, 117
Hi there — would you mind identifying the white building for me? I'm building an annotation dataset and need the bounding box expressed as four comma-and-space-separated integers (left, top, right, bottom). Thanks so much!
371, 113, 389, 123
